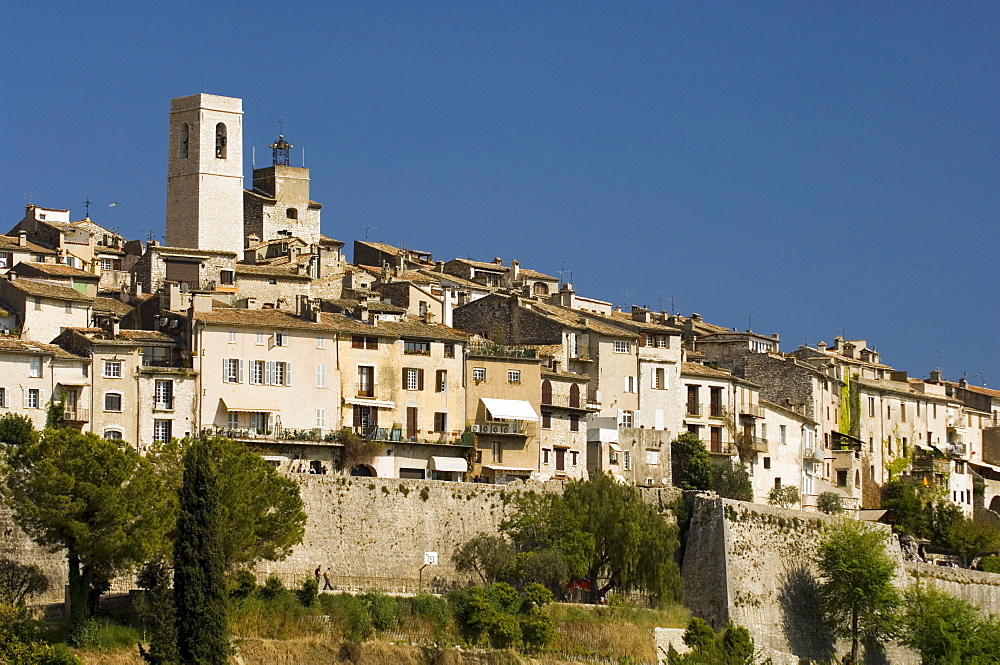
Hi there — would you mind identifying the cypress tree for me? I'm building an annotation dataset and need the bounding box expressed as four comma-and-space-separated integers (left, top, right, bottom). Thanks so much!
173, 439, 228, 664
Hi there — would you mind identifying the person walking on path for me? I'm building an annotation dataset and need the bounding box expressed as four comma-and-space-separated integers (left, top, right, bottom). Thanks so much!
323, 567, 333, 590
314, 565, 321, 585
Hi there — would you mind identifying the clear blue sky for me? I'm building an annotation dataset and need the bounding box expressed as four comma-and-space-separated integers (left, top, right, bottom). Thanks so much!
2, 2, 998, 385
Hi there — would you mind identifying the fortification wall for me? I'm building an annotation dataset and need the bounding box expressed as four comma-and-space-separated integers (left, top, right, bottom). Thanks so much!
683, 496, 1000, 665
253, 476, 563, 589
0, 502, 67, 605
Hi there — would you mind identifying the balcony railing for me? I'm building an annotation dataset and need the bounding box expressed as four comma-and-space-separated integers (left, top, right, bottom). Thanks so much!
950, 443, 968, 457
709, 406, 725, 419
739, 404, 765, 419
750, 436, 768, 453
803, 446, 823, 460
467, 342, 536, 359
353, 425, 471, 446
142, 358, 179, 368
61, 407, 89, 422
686, 403, 702, 417
355, 383, 376, 398
471, 420, 535, 437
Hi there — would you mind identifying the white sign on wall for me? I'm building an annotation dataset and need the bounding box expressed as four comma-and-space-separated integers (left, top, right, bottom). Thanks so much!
424, 551, 438, 566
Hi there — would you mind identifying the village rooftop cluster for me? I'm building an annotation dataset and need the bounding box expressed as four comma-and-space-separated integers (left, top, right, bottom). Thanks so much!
2, 93, 999, 518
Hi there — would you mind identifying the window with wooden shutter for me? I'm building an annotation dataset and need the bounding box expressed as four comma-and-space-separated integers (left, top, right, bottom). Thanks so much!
541, 380, 552, 404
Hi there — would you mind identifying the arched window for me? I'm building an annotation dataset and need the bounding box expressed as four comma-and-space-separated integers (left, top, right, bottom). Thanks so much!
569, 383, 581, 408
215, 123, 227, 159
855, 470, 861, 488
541, 380, 552, 405
104, 429, 122, 440
179, 123, 189, 159
532, 281, 549, 296
286, 208, 298, 219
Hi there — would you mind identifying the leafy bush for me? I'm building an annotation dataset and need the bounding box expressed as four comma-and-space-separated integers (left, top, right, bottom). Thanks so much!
361, 591, 397, 631
319, 593, 372, 643
258, 575, 286, 600
977, 555, 1000, 573
768, 485, 800, 508
453, 534, 517, 583
667, 617, 754, 664
817, 491, 844, 514
448, 582, 554, 651
296, 577, 318, 607
711, 460, 752, 501
228, 569, 257, 600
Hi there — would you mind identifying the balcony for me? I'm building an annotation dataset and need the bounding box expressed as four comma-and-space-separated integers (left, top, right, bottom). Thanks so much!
950, 443, 968, 458
354, 425, 471, 447
686, 403, 702, 417
61, 407, 89, 423
471, 420, 536, 437
708, 406, 725, 419
739, 404, 765, 419
355, 383, 377, 398
750, 436, 769, 453
911, 455, 951, 476
803, 446, 823, 461
468, 342, 536, 359
142, 357, 179, 368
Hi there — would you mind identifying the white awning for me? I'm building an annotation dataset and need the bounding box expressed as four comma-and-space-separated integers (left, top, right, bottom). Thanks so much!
343, 397, 396, 409
56, 379, 90, 386
430, 456, 468, 473
608, 443, 623, 453
482, 464, 534, 473
223, 398, 280, 413
481, 398, 538, 421
261, 455, 290, 462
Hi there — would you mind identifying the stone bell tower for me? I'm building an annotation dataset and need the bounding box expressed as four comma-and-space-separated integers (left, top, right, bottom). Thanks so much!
165, 93, 244, 253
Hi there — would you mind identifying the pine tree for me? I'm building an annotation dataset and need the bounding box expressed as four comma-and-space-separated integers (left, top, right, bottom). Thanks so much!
173, 439, 228, 664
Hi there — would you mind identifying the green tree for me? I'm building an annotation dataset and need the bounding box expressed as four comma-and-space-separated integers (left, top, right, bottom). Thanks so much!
0, 413, 37, 447
174, 438, 228, 665
502, 491, 593, 581
135, 557, 178, 665
711, 460, 752, 501
944, 519, 1000, 568
452, 534, 517, 583
816, 519, 900, 664
154, 437, 307, 571
546, 473, 682, 604
671, 432, 713, 491
1, 423, 171, 629
667, 617, 755, 665
817, 491, 844, 515
900, 584, 992, 665
768, 484, 800, 508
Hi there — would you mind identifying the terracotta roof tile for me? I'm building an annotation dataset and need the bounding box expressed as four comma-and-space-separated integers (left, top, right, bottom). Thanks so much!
9, 278, 94, 302
194, 308, 345, 333
681, 362, 736, 379
12, 262, 98, 279
0, 338, 83, 360
92, 297, 133, 316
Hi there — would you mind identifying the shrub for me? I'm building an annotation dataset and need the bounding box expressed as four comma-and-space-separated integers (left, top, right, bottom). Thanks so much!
768, 485, 800, 508
361, 591, 397, 631
296, 577, 318, 607
320, 593, 372, 643
228, 569, 257, 600
258, 575, 286, 600
817, 491, 844, 515
977, 555, 1000, 573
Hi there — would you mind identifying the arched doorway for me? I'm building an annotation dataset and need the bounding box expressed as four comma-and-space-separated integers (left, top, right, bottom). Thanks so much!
350, 464, 376, 477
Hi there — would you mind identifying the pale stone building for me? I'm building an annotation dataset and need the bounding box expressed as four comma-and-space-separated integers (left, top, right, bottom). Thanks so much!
0, 339, 89, 431
166, 94, 244, 254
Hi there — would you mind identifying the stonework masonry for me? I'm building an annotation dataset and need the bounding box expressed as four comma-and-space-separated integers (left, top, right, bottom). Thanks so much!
683, 495, 1000, 665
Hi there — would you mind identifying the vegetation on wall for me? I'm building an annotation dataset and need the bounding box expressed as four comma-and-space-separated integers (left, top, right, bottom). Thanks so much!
838, 372, 861, 439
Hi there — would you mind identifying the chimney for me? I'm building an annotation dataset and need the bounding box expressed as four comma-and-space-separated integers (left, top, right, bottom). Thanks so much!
959, 377, 968, 388
631, 307, 651, 323
168, 282, 182, 311
508, 259, 520, 283
191, 293, 213, 313
435, 261, 445, 273
493, 257, 503, 265
929, 369, 942, 383
842, 342, 856, 359
18, 231, 26, 247
816, 341, 827, 352
691, 313, 702, 322
245, 297, 260, 311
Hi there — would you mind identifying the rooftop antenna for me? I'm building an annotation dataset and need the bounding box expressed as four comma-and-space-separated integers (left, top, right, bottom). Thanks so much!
108, 202, 120, 229
839, 325, 847, 339
83, 197, 92, 218
748, 313, 754, 332
24, 192, 36, 204
252, 146, 255, 170
622, 290, 630, 310
145, 229, 156, 243
557, 260, 570, 286
364, 226, 378, 241
669, 295, 676, 315
657, 292, 663, 311
203, 67, 207, 93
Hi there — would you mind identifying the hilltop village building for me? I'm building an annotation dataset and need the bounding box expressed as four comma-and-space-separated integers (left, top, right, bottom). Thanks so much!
1, 91, 996, 522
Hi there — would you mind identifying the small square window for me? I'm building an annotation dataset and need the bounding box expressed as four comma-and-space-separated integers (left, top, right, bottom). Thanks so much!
443, 343, 455, 358
507, 370, 521, 384
274, 332, 287, 347
472, 368, 486, 383
614, 340, 631, 353
103, 360, 122, 378
316, 336, 325, 349
104, 393, 122, 412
